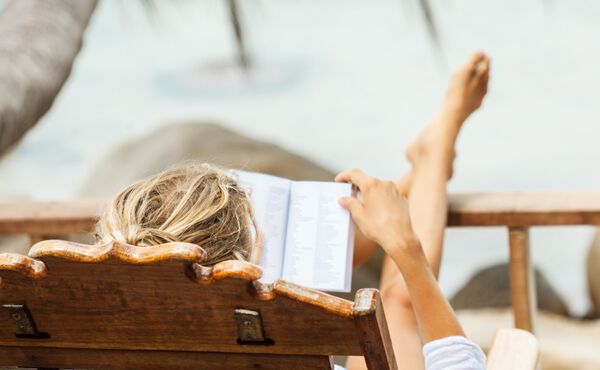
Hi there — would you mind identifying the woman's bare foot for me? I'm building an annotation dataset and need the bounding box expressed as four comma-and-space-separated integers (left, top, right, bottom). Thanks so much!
444, 51, 490, 121
406, 52, 490, 179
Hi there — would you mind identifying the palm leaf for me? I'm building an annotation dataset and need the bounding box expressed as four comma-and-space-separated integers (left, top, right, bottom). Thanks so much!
226, 0, 250, 69
416, 0, 439, 46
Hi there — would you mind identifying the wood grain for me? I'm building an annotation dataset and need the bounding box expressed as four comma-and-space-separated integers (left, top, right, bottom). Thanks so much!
508, 227, 537, 333
190, 260, 263, 284
487, 328, 539, 370
0, 253, 46, 287
448, 192, 600, 226
29, 240, 207, 264
0, 240, 365, 364
274, 279, 355, 318
352, 289, 397, 370
0, 346, 334, 370
0, 199, 104, 234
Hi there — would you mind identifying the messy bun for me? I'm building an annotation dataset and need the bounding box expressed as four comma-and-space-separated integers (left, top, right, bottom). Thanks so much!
95, 163, 257, 266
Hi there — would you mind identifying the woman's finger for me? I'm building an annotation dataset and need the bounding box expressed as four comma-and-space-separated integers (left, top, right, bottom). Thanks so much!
338, 196, 363, 216
335, 168, 372, 190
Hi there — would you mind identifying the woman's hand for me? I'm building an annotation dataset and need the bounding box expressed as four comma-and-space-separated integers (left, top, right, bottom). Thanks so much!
338, 169, 467, 342
336, 169, 420, 260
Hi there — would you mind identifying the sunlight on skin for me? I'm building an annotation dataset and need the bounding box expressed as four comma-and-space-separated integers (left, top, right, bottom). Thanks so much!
343, 51, 490, 370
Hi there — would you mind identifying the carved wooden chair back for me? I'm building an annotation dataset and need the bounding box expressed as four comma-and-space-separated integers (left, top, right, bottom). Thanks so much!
0, 240, 395, 370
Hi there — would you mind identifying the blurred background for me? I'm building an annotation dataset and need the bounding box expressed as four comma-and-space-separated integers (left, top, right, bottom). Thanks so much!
1, 1, 600, 366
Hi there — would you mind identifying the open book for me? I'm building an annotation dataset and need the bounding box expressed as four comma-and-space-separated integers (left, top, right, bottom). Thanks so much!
235, 171, 354, 292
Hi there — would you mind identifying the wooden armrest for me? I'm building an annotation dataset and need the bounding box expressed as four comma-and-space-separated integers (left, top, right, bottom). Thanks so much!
3, 192, 600, 236
448, 192, 600, 226
0, 200, 104, 234
486, 328, 539, 370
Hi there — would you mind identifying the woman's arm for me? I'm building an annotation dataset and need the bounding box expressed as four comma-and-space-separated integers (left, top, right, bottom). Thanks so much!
336, 169, 464, 343
388, 238, 465, 343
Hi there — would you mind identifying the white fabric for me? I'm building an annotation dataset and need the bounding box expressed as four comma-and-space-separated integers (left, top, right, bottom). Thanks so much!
335, 336, 486, 370
423, 336, 487, 370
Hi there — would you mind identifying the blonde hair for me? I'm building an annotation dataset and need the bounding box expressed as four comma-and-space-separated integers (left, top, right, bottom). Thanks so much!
95, 163, 257, 266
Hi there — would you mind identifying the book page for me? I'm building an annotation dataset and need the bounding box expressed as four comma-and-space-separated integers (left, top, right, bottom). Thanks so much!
235, 171, 291, 283
282, 181, 354, 292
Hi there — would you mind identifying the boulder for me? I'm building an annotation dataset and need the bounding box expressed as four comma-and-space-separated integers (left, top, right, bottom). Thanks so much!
79, 122, 335, 197
451, 263, 569, 316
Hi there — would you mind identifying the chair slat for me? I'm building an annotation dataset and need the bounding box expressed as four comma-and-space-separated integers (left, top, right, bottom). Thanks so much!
353, 289, 397, 370
0, 346, 334, 370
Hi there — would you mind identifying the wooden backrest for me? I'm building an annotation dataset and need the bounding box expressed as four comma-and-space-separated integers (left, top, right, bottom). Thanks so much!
0, 240, 396, 370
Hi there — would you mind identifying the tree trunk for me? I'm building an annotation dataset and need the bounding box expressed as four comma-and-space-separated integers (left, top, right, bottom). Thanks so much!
0, 0, 98, 156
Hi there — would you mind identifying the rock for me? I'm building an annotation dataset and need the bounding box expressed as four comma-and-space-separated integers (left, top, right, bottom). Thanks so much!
79, 122, 335, 197
457, 307, 600, 370
450, 263, 569, 316
587, 231, 600, 318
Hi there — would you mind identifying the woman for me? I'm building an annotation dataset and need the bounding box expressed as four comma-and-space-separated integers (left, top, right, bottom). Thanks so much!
96, 51, 490, 370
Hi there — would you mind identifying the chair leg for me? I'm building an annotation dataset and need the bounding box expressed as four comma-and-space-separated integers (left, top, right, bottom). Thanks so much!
508, 227, 537, 332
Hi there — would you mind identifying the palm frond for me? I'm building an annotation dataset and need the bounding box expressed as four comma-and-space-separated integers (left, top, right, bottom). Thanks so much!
416, 0, 439, 46
226, 0, 250, 70
138, 0, 157, 14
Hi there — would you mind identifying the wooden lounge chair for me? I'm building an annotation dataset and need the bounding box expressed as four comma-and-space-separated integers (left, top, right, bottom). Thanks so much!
0, 240, 538, 370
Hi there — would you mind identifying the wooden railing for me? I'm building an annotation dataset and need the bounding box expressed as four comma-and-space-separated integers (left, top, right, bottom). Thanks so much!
449, 192, 600, 333
2, 192, 600, 333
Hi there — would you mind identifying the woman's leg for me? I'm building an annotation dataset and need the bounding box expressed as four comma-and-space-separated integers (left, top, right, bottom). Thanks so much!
347, 52, 489, 369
